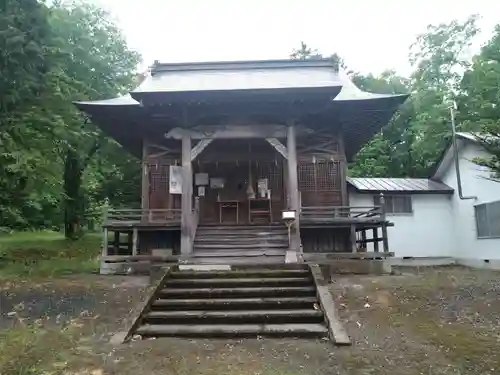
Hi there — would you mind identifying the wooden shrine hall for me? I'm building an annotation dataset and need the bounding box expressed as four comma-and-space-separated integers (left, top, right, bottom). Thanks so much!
75, 59, 408, 269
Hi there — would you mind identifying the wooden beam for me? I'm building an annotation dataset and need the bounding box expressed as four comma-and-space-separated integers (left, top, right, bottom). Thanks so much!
165, 124, 312, 140
141, 140, 149, 210
303, 252, 394, 260
181, 133, 193, 256
265, 138, 288, 160
191, 138, 213, 161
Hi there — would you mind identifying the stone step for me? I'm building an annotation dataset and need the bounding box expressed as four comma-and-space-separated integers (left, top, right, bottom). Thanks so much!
169, 268, 310, 279
135, 323, 328, 338
144, 309, 324, 324
157, 286, 316, 298
164, 277, 313, 288
151, 296, 319, 310
191, 249, 287, 258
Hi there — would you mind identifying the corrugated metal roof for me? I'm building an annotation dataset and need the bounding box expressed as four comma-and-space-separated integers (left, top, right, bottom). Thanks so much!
347, 177, 453, 193
132, 59, 342, 93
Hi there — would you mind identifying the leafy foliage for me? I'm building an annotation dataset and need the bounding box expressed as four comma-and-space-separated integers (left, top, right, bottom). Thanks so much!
0, 0, 140, 235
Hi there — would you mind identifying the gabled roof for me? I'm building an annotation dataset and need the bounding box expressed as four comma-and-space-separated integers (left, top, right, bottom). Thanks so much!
347, 177, 453, 194
431, 132, 483, 180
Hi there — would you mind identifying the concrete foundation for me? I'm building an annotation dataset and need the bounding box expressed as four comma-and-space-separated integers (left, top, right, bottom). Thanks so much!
320, 259, 392, 277
455, 258, 500, 270
389, 257, 455, 267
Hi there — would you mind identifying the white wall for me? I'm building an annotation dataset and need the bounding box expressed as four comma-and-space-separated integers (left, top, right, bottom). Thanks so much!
441, 142, 500, 260
349, 192, 455, 258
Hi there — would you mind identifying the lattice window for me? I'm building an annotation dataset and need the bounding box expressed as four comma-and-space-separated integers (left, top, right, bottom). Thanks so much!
149, 164, 169, 192
298, 161, 340, 192
298, 164, 316, 192
256, 161, 283, 199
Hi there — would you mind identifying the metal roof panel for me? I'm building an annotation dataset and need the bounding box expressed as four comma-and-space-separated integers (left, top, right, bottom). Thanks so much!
347, 177, 453, 193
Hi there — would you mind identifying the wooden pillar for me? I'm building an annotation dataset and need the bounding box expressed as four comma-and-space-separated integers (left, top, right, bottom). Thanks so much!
373, 228, 379, 253
132, 228, 138, 256
114, 231, 120, 255
350, 225, 357, 253
361, 229, 367, 252
338, 134, 349, 206
380, 193, 389, 253
102, 228, 108, 257
181, 132, 193, 256
141, 140, 149, 210
287, 122, 301, 252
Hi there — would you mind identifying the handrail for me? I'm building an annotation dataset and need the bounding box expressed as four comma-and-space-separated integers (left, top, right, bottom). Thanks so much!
300, 205, 384, 221
105, 208, 182, 225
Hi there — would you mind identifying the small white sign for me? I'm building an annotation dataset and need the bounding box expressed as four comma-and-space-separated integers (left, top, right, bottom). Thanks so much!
282, 210, 296, 220
169, 166, 183, 194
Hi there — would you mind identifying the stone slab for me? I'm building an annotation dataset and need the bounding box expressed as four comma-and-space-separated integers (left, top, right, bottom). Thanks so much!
310, 264, 351, 346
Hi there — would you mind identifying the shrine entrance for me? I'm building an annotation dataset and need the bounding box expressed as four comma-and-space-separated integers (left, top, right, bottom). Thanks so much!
192, 139, 286, 225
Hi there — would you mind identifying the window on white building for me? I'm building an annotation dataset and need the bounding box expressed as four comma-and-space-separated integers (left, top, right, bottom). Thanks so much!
373, 195, 413, 214
475, 200, 500, 238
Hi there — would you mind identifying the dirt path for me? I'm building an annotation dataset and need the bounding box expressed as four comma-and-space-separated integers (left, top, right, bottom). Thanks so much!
2, 267, 500, 375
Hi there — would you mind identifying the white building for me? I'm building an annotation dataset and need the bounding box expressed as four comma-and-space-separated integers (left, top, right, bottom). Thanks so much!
349, 133, 500, 268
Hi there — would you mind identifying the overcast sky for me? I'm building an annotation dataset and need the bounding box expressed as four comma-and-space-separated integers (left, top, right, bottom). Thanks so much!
93, 0, 497, 75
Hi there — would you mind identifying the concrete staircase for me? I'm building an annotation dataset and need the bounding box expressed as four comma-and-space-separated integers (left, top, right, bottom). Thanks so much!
191, 225, 289, 264
132, 265, 329, 339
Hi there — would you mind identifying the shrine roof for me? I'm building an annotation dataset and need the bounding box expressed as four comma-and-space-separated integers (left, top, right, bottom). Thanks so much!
132, 59, 343, 95
74, 59, 409, 159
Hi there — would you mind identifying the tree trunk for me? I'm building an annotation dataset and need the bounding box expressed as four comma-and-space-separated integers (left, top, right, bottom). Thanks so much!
63, 148, 84, 239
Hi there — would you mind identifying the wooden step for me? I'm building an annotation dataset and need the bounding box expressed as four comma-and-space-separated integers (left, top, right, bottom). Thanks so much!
186, 256, 285, 265
169, 269, 310, 279
157, 286, 316, 298
193, 243, 287, 250
191, 249, 287, 258
194, 236, 288, 243
164, 277, 313, 288
151, 296, 319, 310
136, 323, 328, 338
144, 309, 324, 324
196, 229, 288, 235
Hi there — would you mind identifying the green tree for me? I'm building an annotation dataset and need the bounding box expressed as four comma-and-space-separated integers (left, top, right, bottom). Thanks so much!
46, 1, 140, 238
290, 42, 346, 70
459, 25, 500, 179
0, 0, 63, 229
351, 16, 480, 178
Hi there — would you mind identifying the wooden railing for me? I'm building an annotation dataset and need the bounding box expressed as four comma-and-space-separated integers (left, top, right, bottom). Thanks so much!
104, 208, 182, 226
300, 206, 384, 223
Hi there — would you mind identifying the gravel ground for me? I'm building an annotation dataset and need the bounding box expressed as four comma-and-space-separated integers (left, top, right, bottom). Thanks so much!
1, 266, 500, 375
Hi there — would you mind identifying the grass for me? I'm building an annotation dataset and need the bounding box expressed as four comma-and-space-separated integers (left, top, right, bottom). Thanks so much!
0, 322, 78, 375
0, 231, 100, 278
